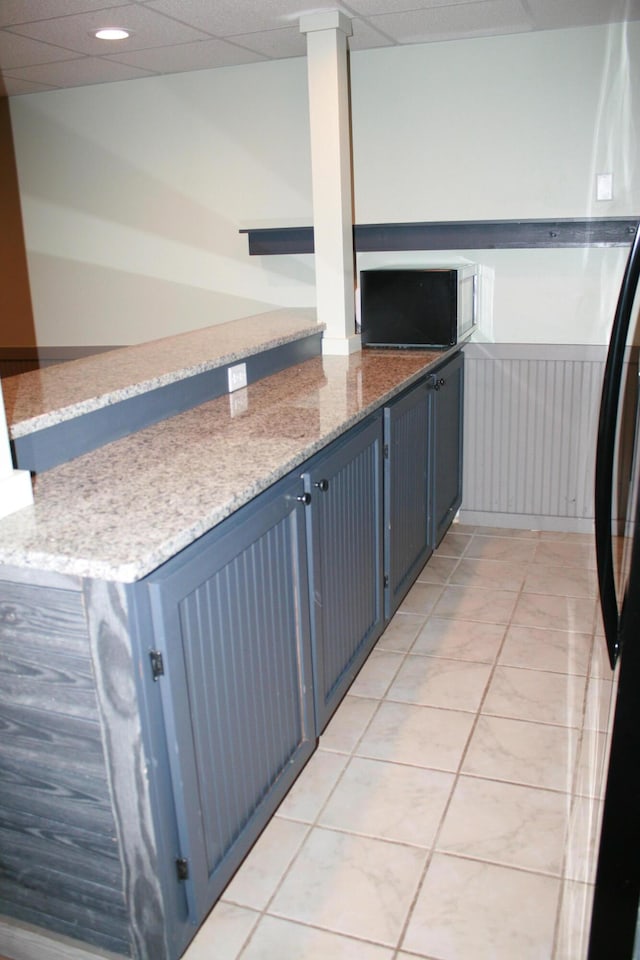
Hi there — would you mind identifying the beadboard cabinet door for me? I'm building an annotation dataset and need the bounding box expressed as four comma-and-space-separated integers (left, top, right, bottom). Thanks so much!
139, 472, 316, 933
301, 414, 385, 732
429, 351, 464, 548
384, 378, 432, 618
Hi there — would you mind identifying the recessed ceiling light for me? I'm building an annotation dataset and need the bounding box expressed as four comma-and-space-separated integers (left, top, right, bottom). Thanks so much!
94, 27, 130, 41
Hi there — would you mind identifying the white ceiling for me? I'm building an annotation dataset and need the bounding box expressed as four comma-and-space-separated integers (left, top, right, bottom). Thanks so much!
1, 0, 639, 97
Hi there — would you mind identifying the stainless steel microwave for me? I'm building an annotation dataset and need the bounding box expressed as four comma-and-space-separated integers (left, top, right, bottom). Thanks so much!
359, 264, 477, 349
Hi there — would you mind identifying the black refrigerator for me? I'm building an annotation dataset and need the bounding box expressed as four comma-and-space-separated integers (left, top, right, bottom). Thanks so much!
589, 222, 640, 958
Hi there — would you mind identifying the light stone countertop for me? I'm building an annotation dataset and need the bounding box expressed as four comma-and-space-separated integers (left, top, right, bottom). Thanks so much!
4, 308, 320, 438
0, 343, 453, 583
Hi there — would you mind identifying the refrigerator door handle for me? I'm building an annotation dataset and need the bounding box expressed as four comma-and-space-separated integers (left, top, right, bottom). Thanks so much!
595, 223, 640, 669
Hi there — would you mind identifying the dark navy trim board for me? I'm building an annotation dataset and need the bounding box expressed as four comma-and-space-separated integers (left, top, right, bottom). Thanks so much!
12, 333, 323, 474
241, 217, 638, 256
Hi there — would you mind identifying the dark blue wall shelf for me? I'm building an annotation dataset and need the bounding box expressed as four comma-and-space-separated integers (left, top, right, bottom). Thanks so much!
241, 217, 638, 256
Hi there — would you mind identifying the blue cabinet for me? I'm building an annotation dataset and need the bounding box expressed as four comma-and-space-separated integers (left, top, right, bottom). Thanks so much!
301, 413, 385, 732
429, 351, 464, 547
384, 378, 432, 617
128, 361, 460, 956
384, 350, 464, 616
134, 471, 316, 939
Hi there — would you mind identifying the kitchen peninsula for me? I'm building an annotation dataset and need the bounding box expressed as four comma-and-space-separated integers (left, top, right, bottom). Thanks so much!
0, 310, 463, 960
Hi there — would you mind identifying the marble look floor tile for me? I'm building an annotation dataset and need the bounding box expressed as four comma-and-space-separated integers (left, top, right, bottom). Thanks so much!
355, 700, 474, 772
223, 817, 309, 910
416, 554, 459, 583
348, 651, 405, 699
449, 522, 477, 534
482, 665, 587, 728
277, 750, 348, 823
539, 530, 595, 544
554, 879, 595, 960
533, 540, 597, 569
402, 853, 559, 960
472, 527, 540, 539
523, 564, 597, 598
583, 673, 616, 732
462, 715, 579, 792
465, 535, 538, 563
499, 624, 592, 676
320, 695, 379, 754
512, 592, 597, 633
590, 635, 613, 678
574, 728, 611, 799
375, 612, 425, 652
449, 557, 528, 591
240, 916, 394, 960
388, 655, 493, 712
397, 581, 443, 615
437, 776, 570, 875
183, 902, 259, 960
319, 756, 454, 847
432, 585, 518, 624
269, 827, 426, 946
411, 616, 506, 662
563, 796, 604, 884
434, 531, 472, 557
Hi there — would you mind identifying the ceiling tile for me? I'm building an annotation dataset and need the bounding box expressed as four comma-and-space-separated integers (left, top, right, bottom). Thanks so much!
6, 3, 210, 55
348, 0, 492, 13
145, 0, 356, 38
0, 0, 130, 28
0, 74, 58, 95
229, 25, 307, 60
1, 0, 638, 95
368, 0, 532, 44
5, 55, 155, 87
526, 0, 640, 30
106, 36, 268, 72
349, 16, 397, 50
0, 29, 83, 67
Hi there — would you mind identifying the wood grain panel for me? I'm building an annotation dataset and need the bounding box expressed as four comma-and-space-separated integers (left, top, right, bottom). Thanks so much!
84, 580, 168, 960
0, 807, 120, 882
0, 579, 129, 956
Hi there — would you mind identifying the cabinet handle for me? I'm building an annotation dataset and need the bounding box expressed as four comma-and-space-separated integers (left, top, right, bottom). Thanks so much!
430, 377, 446, 391
314, 479, 329, 492
296, 492, 312, 506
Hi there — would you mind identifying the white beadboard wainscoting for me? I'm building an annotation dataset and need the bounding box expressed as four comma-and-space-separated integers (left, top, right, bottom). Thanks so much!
460, 343, 638, 534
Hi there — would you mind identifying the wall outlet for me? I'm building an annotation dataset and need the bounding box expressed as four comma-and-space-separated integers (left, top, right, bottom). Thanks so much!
227, 362, 247, 392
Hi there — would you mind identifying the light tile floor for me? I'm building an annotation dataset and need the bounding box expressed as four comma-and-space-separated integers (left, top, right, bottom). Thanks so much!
183, 524, 614, 960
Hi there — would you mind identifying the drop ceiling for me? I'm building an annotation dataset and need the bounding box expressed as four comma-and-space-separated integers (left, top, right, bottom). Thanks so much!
1, 0, 639, 97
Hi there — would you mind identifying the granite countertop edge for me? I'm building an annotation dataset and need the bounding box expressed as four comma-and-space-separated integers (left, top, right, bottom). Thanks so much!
1, 391, 403, 583
8, 310, 324, 438
0, 342, 459, 584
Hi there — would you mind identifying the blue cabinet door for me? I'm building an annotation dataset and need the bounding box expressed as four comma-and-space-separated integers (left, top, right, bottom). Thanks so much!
141, 473, 315, 929
429, 351, 464, 547
302, 414, 385, 732
384, 379, 432, 617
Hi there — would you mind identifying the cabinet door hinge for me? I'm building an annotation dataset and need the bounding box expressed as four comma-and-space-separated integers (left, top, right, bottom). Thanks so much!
149, 650, 165, 681
176, 857, 189, 881
383, 574, 389, 588
383, 443, 389, 459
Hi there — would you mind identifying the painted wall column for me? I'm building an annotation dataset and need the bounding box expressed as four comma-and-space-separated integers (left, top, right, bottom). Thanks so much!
0, 378, 33, 518
300, 11, 360, 356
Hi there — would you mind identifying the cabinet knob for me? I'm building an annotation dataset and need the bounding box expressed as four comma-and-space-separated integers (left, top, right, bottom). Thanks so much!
296, 492, 312, 506
430, 376, 446, 391
314, 479, 329, 492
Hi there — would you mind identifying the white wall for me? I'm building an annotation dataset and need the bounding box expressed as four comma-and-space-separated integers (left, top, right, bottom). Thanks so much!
9, 59, 314, 345
350, 22, 640, 344
9, 21, 640, 347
